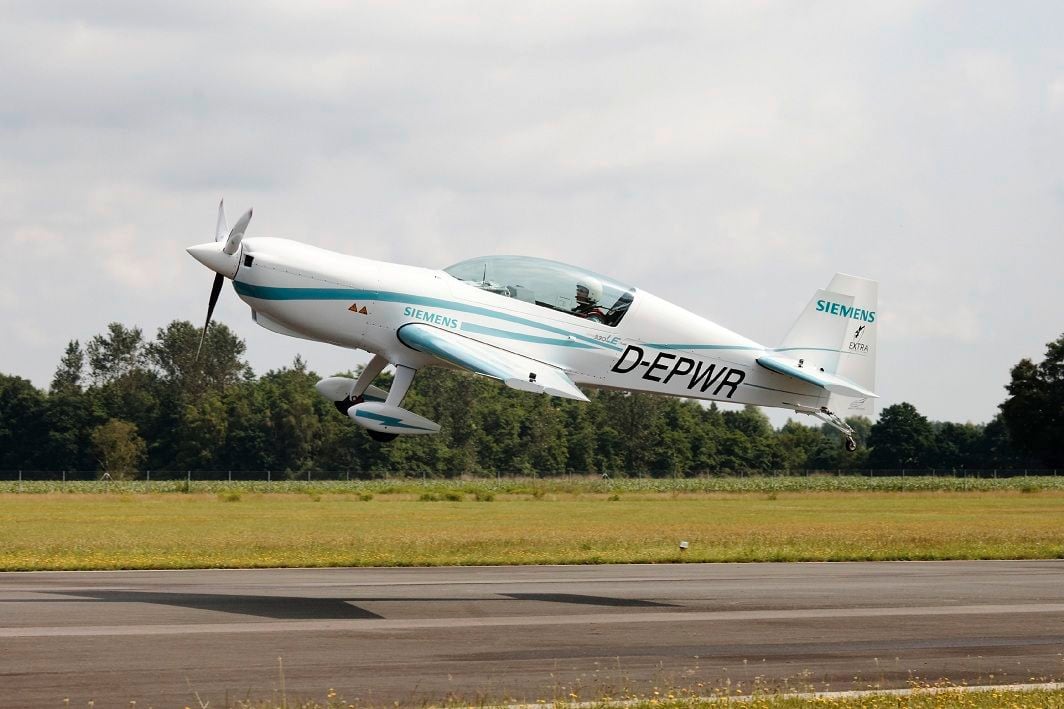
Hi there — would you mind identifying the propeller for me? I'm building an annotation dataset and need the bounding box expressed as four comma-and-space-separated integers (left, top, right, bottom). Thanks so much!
196, 273, 226, 362
194, 200, 252, 362
215, 199, 228, 241
223, 207, 253, 255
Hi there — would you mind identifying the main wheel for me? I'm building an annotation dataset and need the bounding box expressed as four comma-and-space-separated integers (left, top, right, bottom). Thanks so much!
334, 394, 365, 416
367, 429, 399, 443
845, 437, 857, 452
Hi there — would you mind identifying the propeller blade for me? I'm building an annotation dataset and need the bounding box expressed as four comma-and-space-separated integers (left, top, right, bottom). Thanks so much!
195, 273, 225, 362
222, 208, 252, 255
215, 199, 228, 242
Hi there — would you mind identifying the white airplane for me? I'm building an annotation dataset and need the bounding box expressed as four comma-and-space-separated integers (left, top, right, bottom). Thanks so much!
188, 202, 878, 448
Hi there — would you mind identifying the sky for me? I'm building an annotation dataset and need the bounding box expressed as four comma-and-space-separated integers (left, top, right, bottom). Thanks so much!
1, 1, 1062, 425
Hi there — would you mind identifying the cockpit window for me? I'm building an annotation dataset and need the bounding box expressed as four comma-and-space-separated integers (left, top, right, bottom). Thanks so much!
444, 255, 636, 327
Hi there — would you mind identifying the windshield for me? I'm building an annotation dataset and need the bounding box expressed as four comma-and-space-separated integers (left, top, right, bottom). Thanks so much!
444, 255, 635, 327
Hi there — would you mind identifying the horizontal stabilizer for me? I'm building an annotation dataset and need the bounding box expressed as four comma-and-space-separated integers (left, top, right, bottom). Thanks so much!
398, 323, 589, 401
757, 355, 877, 399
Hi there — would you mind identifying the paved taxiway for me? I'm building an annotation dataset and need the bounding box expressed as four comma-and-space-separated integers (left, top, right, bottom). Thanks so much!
2, 561, 1063, 706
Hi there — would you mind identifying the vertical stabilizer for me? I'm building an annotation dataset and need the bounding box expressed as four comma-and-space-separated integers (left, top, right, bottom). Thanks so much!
778, 273, 878, 416
778, 288, 854, 376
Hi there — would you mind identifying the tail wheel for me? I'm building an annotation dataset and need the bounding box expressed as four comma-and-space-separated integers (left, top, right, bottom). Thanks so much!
845, 437, 857, 452
367, 429, 399, 443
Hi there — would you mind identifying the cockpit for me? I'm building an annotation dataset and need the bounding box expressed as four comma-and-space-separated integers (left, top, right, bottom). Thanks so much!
444, 255, 636, 328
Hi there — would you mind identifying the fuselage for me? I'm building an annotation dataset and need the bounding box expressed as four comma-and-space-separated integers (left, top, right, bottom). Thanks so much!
229, 237, 828, 411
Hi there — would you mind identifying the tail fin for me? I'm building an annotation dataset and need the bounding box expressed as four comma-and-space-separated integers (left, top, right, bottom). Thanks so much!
779, 273, 878, 415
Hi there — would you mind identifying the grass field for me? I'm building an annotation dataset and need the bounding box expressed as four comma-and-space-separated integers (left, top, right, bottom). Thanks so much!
220, 688, 1064, 708
2, 484, 1063, 570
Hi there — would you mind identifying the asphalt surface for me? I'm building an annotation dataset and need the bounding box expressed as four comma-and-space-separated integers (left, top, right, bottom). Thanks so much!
2, 561, 1063, 707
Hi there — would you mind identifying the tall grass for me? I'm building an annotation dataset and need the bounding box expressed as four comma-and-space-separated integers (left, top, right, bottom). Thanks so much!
1, 489, 1063, 570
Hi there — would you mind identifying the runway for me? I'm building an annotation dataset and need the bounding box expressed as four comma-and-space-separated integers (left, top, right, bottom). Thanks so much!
2, 561, 1063, 706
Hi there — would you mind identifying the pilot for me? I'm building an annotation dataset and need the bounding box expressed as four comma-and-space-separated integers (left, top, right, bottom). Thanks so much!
572, 276, 607, 322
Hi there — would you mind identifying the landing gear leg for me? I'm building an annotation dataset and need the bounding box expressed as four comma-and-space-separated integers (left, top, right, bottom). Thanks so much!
794, 405, 859, 450
385, 365, 417, 407
364, 365, 418, 444
335, 354, 389, 415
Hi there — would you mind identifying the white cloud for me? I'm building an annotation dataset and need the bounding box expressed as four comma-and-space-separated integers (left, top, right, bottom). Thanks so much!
1, 1, 1062, 425
1049, 77, 1064, 111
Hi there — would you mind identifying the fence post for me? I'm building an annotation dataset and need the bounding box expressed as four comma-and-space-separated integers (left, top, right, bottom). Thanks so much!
18, 469, 22, 493
268, 469, 271, 482
62, 470, 66, 483
228, 470, 232, 483
307, 469, 311, 483
147, 470, 151, 483
187, 470, 191, 488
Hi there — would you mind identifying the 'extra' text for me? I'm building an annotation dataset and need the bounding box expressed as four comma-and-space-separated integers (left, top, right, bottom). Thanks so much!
610, 345, 746, 398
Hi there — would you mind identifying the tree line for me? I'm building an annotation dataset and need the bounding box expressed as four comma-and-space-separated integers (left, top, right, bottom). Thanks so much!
1, 321, 1060, 478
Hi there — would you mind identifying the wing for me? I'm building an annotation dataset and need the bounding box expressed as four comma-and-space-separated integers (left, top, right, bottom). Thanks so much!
756, 355, 878, 399
398, 323, 589, 401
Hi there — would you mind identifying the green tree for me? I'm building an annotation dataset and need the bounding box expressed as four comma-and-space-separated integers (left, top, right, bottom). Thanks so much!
259, 356, 323, 475
147, 320, 251, 397
1000, 333, 1064, 467
85, 323, 159, 442
930, 421, 984, 469
776, 420, 829, 470
87, 323, 146, 386
687, 403, 725, 473
0, 375, 47, 470
722, 406, 781, 470
979, 414, 1024, 468
868, 402, 935, 469
51, 340, 84, 393
90, 419, 147, 479
43, 341, 96, 473
599, 391, 668, 474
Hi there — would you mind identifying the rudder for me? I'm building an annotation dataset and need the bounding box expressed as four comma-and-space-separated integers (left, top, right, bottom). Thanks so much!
826, 273, 877, 415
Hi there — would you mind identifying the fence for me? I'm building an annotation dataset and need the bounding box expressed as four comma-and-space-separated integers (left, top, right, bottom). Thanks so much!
0, 468, 1058, 482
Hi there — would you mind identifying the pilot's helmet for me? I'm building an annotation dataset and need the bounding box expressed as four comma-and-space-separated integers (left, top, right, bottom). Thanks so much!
576, 276, 603, 305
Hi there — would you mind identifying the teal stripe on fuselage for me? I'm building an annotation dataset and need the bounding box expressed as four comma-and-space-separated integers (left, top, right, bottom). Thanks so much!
460, 322, 597, 349
645, 343, 763, 351
233, 281, 621, 352
233, 283, 359, 300
649, 344, 845, 355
